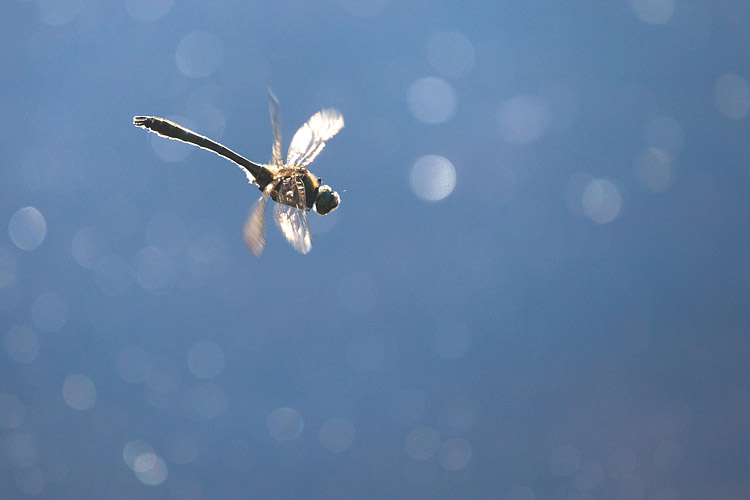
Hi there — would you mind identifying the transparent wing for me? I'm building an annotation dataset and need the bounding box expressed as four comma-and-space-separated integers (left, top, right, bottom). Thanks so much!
286, 108, 344, 168
273, 176, 312, 254
243, 188, 271, 257
268, 89, 284, 167
273, 204, 312, 254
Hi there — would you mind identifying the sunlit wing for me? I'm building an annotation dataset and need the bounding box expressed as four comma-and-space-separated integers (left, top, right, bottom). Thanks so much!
286, 108, 344, 168
272, 175, 312, 254
268, 88, 284, 167
243, 188, 271, 257
273, 203, 312, 254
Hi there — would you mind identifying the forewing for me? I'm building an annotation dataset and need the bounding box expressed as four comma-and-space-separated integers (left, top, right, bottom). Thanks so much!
286, 108, 344, 167
273, 203, 312, 254
268, 88, 283, 167
243, 190, 271, 257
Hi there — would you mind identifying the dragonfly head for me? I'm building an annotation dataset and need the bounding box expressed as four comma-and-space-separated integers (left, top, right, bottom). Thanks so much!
314, 185, 340, 215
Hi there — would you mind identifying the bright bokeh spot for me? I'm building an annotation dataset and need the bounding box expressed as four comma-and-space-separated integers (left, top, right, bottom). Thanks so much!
426, 31, 475, 79
62, 374, 96, 410
176, 31, 224, 78
582, 178, 622, 224
267, 407, 304, 442
134, 454, 168, 486
5, 325, 39, 364
714, 73, 750, 120
498, 95, 551, 144
9, 207, 46, 251
123, 440, 154, 470
409, 155, 456, 202
630, 0, 674, 24
406, 77, 457, 124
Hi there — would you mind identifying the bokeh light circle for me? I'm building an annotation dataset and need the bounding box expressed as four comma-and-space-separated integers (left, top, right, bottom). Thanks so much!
62, 374, 96, 410
581, 178, 623, 224
267, 407, 304, 442
409, 155, 456, 201
406, 77, 457, 124
9, 207, 46, 251
498, 95, 551, 144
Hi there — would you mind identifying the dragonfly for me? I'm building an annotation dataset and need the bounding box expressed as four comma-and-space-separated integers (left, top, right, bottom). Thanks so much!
133, 89, 343, 256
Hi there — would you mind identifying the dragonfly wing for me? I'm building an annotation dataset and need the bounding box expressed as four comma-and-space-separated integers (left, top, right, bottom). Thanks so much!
273, 203, 312, 254
273, 175, 312, 254
268, 89, 284, 167
243, 189, 271, 257
286, 108, 344, 167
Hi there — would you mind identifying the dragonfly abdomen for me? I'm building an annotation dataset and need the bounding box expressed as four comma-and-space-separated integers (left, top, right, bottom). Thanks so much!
133, 116, 270, 184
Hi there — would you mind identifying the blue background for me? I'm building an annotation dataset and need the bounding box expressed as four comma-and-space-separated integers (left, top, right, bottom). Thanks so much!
2, 0, 750, 498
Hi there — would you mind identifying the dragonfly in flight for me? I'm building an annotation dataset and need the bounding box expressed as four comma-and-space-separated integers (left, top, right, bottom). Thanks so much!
133, 89, 344, 256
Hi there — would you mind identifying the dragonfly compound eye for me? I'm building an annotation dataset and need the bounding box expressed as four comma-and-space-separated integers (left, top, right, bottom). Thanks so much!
314, 185, 340, 215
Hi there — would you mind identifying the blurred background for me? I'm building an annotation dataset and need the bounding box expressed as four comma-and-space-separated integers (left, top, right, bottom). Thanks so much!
2, 0, 750, 498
